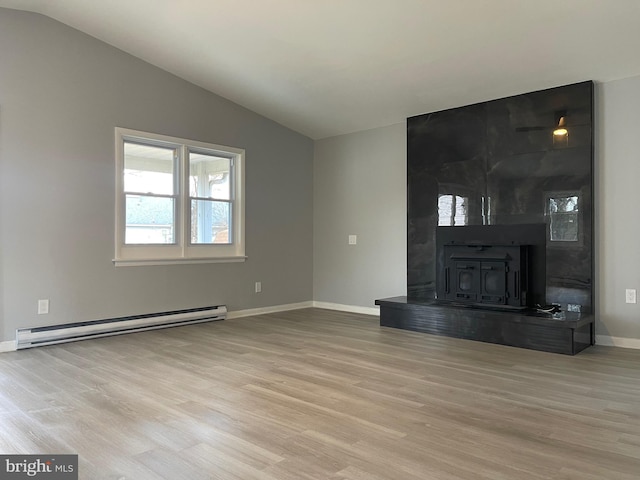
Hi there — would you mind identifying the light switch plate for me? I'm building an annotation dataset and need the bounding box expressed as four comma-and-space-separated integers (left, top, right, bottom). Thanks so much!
38, 299, 49, 314
625, 289, 636, 304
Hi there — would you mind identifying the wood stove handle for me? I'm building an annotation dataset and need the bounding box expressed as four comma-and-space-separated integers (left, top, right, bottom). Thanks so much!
445, 267, 450, 294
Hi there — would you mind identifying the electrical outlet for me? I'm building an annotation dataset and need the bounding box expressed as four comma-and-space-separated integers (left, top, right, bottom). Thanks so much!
255, 281, 262, 293
38, 299, 49, 315
348, 235, 357, 245
625, 289, 636, 304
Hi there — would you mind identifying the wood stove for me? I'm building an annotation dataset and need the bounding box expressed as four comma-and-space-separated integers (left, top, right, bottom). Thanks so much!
441, 244, 529, 308
436, 224, 547, 310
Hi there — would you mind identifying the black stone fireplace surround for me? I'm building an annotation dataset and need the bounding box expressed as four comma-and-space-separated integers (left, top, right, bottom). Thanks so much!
377, 81, 595, 355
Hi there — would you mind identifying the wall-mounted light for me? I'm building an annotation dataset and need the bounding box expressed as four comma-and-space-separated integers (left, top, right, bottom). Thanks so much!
553, 111, 568, 136
552, 110, 568, 147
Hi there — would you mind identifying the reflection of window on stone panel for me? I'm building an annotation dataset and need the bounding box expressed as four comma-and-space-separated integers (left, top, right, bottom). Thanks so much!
548, 195, 579, 241
438, 194, 468, 226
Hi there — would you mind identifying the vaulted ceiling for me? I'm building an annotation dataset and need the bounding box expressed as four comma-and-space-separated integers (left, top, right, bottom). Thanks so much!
2, 1, 640, 139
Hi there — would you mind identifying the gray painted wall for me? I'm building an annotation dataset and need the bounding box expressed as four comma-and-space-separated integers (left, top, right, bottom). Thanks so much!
0, 8, 313, 342
597, 76, 640, 341
313, 123, 406, 308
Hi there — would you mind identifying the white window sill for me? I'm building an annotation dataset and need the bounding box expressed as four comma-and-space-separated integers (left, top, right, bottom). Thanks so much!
113, 256, 247, 267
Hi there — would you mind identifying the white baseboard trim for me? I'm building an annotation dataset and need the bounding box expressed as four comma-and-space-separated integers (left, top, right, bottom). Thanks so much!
0, 340, 17, 353
312, 301, 380, 316
595, 335, 640, 349
227, 301, 314, 319
227, 301, 380, 319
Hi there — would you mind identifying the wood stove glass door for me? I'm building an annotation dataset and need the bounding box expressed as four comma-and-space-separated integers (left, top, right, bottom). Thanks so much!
454, 261, 480, 301
480, 261, 507, 304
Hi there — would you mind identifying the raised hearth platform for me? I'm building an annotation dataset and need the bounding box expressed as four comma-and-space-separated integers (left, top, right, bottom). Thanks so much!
375, 296, 594, 355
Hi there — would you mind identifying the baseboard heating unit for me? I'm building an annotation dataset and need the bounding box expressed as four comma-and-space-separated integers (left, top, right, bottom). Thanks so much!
16, 305, 226, 349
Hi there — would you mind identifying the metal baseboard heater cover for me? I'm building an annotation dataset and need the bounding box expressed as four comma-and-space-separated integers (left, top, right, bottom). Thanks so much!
16, 305, 226, 349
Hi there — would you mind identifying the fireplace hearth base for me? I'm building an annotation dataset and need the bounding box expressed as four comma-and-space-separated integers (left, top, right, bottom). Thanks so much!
375, 296, 594, 355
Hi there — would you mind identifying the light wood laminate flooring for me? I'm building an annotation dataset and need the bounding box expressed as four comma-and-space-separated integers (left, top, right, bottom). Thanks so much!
1, 308, 639, 479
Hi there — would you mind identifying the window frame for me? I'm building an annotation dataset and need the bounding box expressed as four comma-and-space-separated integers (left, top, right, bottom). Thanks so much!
114, 127, 246, 266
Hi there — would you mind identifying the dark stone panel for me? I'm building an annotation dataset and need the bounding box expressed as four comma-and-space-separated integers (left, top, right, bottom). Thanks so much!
376, 297, 594, 355
407, 102, 487, 177
407, 81, 594, 312
573, 322, 594, 354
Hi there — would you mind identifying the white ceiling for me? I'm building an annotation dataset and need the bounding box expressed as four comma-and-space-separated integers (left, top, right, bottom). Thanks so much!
2, 1, 640, 139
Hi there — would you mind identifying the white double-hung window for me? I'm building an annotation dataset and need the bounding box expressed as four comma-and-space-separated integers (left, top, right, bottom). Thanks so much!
114, 128, 245, 265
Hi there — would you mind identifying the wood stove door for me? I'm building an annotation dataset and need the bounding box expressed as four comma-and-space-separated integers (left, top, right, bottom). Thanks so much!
480, 261, 507, 305
453, 261, 480, 301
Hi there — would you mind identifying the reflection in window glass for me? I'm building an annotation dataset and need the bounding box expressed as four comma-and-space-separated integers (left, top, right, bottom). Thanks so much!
548, 195, 579, 241
438, 194, 468, 226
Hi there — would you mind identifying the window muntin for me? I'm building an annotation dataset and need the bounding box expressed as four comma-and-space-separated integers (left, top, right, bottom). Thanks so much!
115, 128, 245, 265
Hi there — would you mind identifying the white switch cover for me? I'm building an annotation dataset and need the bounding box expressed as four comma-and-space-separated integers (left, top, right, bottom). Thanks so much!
625, 289, 636, 304
255, 281, 262, 293
348, 235, 357, 245
38, 299, 49, 314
